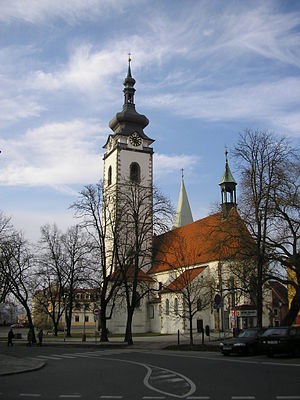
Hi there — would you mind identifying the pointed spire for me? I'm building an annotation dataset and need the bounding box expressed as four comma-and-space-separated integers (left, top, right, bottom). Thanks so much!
219, 146, 237, 186
173, 170, 193, 229
219, 148, 237, 218
123, 53, 136, 106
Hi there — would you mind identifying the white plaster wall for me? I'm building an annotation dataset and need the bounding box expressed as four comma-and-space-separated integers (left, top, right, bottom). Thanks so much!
119, 149, 152, 185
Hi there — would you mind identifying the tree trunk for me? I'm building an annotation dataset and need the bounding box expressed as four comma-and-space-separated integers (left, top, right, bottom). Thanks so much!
256, 255, 264, 328
100, 306, 109, 342
124, 308, 134, 345
188, 306, 193, 346
25, 307, 36, 343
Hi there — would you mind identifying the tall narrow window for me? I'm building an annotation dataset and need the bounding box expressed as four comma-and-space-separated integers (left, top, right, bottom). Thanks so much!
165, 299, 169, 315
174, 298, 178, 315
108, 166, 112, 186
130, 162, 140, 183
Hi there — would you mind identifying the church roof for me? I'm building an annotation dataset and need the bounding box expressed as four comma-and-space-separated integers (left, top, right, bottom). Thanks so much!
173, 176, 193, 229
150, 208, 252, 274
162, 266, 207, 292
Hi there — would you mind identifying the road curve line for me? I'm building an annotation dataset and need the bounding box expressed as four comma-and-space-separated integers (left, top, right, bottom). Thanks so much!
94, 356, 196, 399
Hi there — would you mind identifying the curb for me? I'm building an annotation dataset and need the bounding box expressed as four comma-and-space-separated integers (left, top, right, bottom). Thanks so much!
0, 360, 46, 377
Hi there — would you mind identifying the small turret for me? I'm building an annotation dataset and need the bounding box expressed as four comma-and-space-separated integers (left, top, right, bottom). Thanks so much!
219, 148, 237, 219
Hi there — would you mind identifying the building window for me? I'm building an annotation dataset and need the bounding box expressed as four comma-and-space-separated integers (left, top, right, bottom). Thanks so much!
197, 298, 202, 311
84, 315, 89, 322
165, 299, 169, 315
135, 291, 141, 308
174, 298, 178, 315
130, 162, 141, 183
75, 315, 79, 322
108, 166, 112, 186
149, 305, 154, 319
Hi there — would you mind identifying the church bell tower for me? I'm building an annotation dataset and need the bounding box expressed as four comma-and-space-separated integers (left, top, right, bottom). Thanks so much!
103, 56, 154, 271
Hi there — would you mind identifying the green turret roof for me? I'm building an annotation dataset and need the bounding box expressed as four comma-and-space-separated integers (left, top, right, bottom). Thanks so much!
219, 149, 237, 186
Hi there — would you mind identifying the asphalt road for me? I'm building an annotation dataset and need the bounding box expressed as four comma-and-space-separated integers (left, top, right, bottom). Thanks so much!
1, 345, 300, 400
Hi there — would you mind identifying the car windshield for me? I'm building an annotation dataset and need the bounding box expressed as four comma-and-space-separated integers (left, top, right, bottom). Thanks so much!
262, 328, 288, 336
238, 330, 258, 338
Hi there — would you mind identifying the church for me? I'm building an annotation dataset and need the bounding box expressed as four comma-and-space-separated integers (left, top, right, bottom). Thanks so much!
101, 58, 275, 336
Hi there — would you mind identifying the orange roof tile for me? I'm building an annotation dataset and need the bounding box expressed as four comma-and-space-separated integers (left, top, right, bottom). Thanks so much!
163, 266, 207, 292
111, 265, 155, 282
150, 208, 252, 274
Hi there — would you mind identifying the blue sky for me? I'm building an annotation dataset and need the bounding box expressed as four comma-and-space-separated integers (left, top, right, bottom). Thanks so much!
0, 0, 299, 242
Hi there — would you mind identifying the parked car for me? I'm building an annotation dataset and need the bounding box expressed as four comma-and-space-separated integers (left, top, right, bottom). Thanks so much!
260, 326, 300, 357
219, 328, 266, 356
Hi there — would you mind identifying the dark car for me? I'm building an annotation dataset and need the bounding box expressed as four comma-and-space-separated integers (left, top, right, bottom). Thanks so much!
219, 328, 266, 356
260, 326, 300, 357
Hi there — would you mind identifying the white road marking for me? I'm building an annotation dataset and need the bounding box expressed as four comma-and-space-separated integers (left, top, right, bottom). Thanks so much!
276, 397, 300, 399
187, 397, 210, 400
36, 355, 62, 360
166, 378, 185, 383
151, 374, 176, 380
231, 397, 255, 399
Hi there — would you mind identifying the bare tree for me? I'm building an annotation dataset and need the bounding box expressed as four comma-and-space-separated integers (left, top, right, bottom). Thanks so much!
267, 158, 300, 325
70, 183, 122, 342
116, 182, 173, 345
0, 211, 13, 302
34, 224, 68, 336
60, 225, 96, 336
233, 129, 297, 327
160, 234, 215, 346
0, 230, 36, 342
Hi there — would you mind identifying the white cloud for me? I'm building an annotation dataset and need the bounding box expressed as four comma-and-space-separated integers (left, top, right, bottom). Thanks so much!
142, 77, 300, 136
0, 119, 106, 187
10, 210, 77, 242
0, 0, 139, 24
154, 153, 199, 179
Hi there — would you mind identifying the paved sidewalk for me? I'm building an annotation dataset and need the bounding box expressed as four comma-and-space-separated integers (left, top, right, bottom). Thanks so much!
0, 354, 46, 376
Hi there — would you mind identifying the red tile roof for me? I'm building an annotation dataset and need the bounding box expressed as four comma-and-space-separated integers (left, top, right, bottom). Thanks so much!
150, 208, 252, 274
163, 266, 207, 292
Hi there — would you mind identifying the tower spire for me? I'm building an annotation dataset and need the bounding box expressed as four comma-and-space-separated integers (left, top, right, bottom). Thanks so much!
173, 171, 193, 229
219, 147, 237, 219
123, 53, 136, 106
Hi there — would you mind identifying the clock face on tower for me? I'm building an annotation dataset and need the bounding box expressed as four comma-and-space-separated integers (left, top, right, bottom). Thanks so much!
129, 132, 142, 147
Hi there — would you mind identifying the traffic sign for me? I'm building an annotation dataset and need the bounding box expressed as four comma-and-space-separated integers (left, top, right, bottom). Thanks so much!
93, 308, 100, 316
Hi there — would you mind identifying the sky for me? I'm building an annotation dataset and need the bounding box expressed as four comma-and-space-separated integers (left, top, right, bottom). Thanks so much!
0, 0, 299, 242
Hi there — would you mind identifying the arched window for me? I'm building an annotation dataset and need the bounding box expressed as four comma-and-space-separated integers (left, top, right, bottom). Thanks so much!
108, 166, 112, 186
165, 299, 169, 315
130, 162, 140, 183
174, 298, 178, 315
